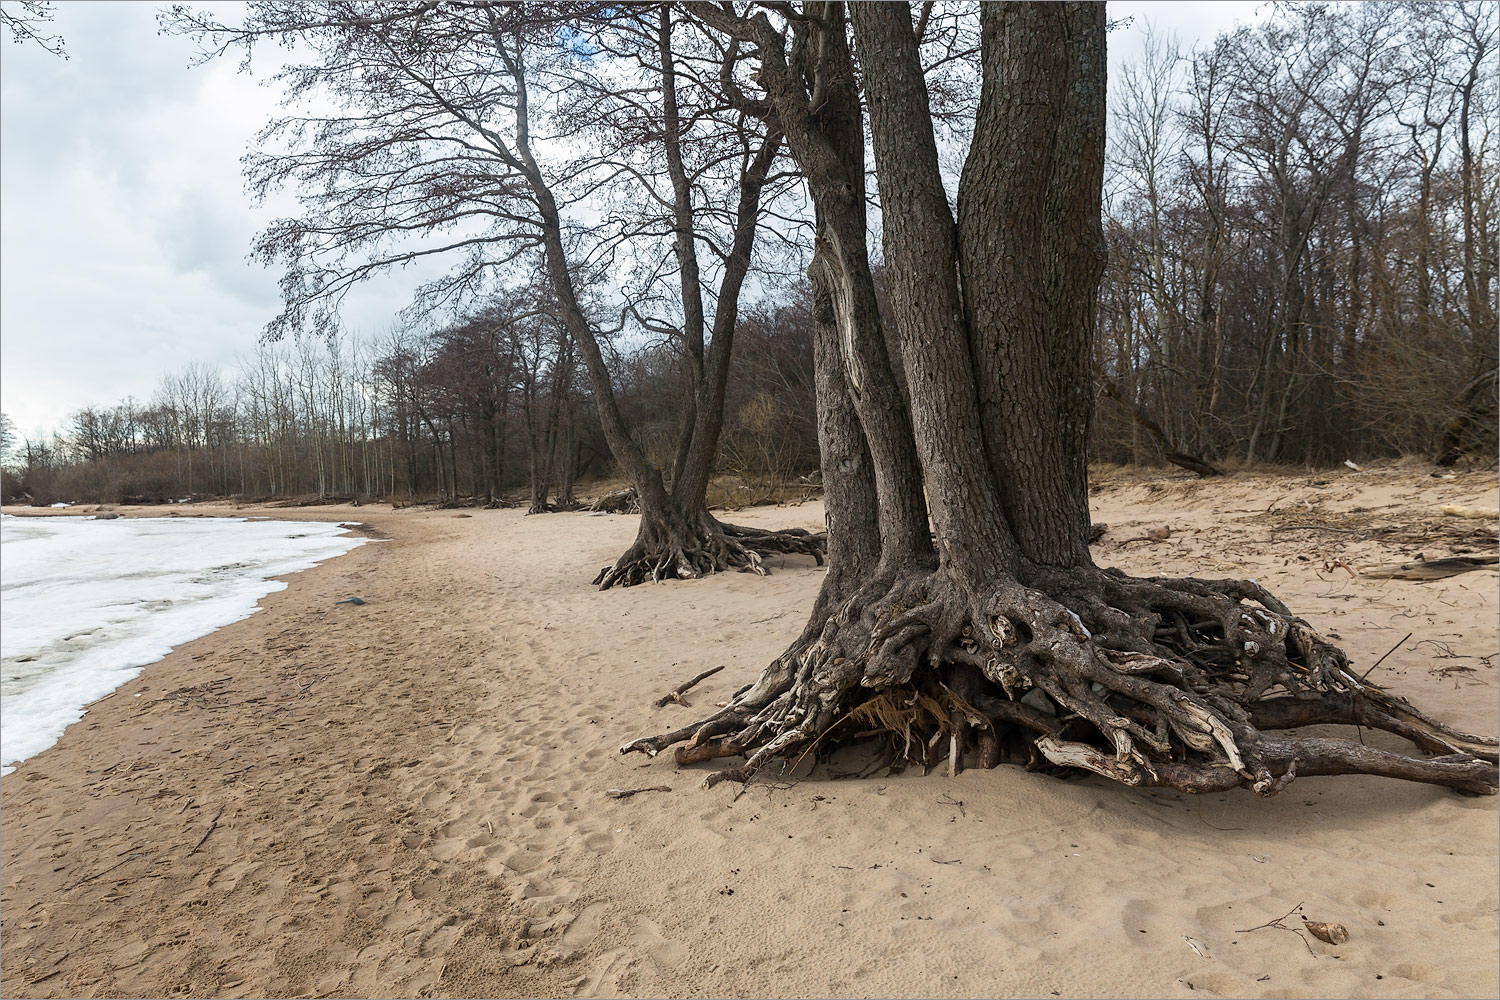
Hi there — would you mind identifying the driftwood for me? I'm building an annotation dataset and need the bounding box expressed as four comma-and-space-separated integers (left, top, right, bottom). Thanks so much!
1361, 554, 1499, 581
605, 785, 671, 799
1440, 504, 1499, 521
654, 665, 725, 707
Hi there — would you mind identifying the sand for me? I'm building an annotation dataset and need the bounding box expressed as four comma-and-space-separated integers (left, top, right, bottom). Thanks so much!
2, 468, 1496, 999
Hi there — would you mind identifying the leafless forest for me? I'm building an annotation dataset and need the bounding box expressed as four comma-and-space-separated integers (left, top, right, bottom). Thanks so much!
2, 2, 1493, 508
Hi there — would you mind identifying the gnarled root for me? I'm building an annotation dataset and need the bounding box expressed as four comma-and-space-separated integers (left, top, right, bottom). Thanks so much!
527, 499, 584, 514
622, 566, 1498, 796
592, 514, 826, 590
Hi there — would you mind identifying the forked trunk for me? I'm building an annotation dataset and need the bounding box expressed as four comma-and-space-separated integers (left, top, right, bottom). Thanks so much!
509, 13, 825, 584
630, 1, 1496, 797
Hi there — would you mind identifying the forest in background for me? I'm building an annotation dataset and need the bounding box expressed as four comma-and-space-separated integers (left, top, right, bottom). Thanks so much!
2, 2, 1495, 507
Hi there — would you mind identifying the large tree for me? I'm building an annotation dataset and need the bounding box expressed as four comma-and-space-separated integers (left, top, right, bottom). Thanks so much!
627, 1, 1497, 796
168, 1, 825, 586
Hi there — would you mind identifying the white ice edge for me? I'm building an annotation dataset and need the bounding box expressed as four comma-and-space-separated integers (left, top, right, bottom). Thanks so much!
1, 515, 367, 774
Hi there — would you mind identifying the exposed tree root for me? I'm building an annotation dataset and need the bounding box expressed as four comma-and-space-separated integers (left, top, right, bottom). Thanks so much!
622, 566, 1497, 796
527, 499, 585, 515
588, 488, 640, 514
592, 512, 826, 590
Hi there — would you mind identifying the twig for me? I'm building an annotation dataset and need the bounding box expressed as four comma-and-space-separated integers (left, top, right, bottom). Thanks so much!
1236, 901, 1303, 932
1361, 632, 1413, 682
188, 806, 224, 855
68, 853, 147, 890
654, 665, 725, 707
1274, 524, 1365, 535
605, 785, 672, 799
1235, 901, 1316, 957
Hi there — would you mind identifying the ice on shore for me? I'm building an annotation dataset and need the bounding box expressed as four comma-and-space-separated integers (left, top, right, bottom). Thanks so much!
1, 514, 367, 774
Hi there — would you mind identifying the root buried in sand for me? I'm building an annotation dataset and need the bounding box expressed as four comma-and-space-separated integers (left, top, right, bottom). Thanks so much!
622, 567, 1498, 797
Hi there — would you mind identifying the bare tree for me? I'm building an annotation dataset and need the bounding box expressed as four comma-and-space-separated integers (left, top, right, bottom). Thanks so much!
1435, 0, 1499, 462
0, 412, 15, 464
165, 1, 825, 584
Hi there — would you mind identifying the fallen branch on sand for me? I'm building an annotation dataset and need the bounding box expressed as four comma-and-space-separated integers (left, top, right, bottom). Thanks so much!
1236, 901, 1316, 957
654, 665, 725, 707
605, 786, 671, 799
68, 852, 147, 891
1362, 554, 1498, 581
188, 806, 224, 855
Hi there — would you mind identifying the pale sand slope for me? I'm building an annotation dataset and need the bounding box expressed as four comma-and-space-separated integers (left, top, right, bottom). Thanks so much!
1, 468, 1496, 999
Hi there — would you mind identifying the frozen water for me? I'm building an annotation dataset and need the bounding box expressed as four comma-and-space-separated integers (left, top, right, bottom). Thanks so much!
1, 515, 367, 774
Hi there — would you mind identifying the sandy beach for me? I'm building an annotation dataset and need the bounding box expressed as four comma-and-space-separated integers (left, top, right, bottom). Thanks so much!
2, 468, 1496, 999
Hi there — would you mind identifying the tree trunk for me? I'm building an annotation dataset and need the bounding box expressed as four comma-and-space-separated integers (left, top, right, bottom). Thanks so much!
555, 399, 578, 508
632, 0, 1496, 798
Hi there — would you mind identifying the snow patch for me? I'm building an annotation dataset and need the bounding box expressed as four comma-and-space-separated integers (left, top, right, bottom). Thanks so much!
0, 515, 366, 774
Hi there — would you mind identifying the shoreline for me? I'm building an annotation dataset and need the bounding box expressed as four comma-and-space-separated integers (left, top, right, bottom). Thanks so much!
0, 512, 370, 775
2, 472, 1496, 998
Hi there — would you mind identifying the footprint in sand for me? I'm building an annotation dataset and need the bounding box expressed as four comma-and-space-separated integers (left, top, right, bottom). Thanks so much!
518, 794, 558, 818
1352, 888, 1396, 910
430, 837, 464, 862
574, 948, 628, 997
561, 902, 607, 949
1388, 962, 1446, 985
415, 913, 467, 957
628, 916, 689, 971
382, 901, 424, 934
109, 939, 151, 971
1439, 908, 1495, 929
488, 845, 546, 875
581, 830, 615, 854
409, 877, 443, 900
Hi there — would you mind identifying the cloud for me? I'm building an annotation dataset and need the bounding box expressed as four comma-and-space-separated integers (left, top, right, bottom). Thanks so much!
1, 1, 1272, 437
0, 3, 426, 432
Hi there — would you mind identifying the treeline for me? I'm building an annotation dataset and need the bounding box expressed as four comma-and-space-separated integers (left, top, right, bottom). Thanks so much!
4, 3, 1495, 506
1, 294, 818, 507
1093, 2, 1497, 470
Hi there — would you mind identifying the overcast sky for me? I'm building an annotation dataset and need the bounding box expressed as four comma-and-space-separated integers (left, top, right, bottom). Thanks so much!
0, 1, 1271, 439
